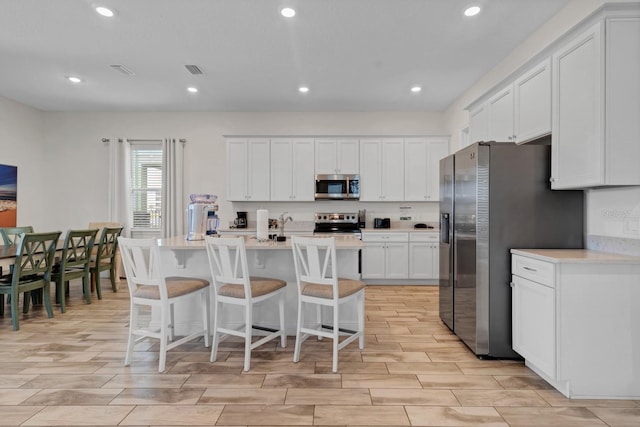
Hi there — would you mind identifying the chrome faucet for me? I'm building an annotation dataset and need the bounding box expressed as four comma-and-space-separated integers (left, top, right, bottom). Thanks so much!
278, 212, 293, 236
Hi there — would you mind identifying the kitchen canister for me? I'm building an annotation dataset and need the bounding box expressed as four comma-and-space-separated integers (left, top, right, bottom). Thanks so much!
256, 209, 269, 241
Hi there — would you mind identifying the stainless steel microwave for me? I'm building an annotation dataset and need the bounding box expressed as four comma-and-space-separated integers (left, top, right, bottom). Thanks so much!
315, 174, 360, 200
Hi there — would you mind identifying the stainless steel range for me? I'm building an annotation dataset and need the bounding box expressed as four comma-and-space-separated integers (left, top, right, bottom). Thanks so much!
314, 212, 361, 237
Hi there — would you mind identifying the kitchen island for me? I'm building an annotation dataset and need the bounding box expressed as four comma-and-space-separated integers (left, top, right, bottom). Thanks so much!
155, 235, 364, 335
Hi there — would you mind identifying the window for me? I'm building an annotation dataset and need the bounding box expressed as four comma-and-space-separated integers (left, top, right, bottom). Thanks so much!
130, 142, 162, 238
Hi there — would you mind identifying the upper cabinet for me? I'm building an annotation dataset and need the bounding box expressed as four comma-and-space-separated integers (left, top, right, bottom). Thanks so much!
227, 138, 270, 201
469, 58, 551, 145
468, 104, 488, 144
359, 138, 405, 201
487, 85, 515, 142
551, 16, 640, 189
270, 138, 315, 201
514, 58, 552, 144
404, 137, 449, 201
315, 138, 359, 174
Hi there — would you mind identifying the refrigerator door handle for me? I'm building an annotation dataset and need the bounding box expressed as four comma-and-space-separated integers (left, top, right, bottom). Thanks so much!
440, 213, 450, 244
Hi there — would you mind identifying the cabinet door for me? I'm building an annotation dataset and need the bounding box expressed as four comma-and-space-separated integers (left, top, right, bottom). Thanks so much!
227, 138, 249, 201
404, 138, 428, 201
337, 139, 360, 174
409, 242, 435, 279
512, 275, 556, 379
359, 138, 382, 201
291, 138, 315, 201
315, 139, 338, 174
487, 85, 515, 142
514, 57, 552, 144
270, 138, 293, 201
381, 138, 405, 201
247, 139, 270, 201
426, 139, 449, 201
551, 23, 603, 189
469, 104, 488, 144
385, 243, 409, 279
362, 243, 385, 279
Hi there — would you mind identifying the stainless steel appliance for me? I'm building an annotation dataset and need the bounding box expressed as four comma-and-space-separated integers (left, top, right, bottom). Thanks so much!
186, 201, 219, 241
314, 212, 361, 238
439, 142, 584, 358
373, 218, 390, 229
234, 211, 247, 228
315, 174, 360, 200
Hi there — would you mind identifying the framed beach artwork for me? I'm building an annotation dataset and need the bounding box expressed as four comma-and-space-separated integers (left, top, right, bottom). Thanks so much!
0, 164, 17, 227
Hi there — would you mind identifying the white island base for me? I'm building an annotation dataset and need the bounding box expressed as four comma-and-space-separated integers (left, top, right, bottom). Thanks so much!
155, 235, 364, 336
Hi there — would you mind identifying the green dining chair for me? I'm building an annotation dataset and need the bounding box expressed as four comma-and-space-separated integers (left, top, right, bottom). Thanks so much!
90, 226, 123, 298
52, 228, 98, 313
0, 226, 34, 247
0, 231, 61, 331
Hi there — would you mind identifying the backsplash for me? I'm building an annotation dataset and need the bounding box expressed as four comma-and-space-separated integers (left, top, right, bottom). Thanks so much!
587, 235, 640, 257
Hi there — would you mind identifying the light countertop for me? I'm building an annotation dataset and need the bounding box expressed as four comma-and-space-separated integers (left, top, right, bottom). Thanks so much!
158, 235, 364, 250
511, 249, 640, 264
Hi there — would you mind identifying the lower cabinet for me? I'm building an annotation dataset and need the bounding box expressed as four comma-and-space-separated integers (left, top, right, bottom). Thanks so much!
511, 250, 640, 399
408, 233, 439, 279
361, 232, 408, 279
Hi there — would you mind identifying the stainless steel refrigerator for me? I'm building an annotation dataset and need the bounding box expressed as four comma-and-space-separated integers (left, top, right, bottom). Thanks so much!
439, 141, 584, 358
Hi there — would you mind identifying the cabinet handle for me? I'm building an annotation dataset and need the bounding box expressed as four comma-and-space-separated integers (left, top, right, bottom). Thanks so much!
508, 136, 513, 140
549, 177, 555, 183
523, 266, 537, 272
510, 282, 515, 288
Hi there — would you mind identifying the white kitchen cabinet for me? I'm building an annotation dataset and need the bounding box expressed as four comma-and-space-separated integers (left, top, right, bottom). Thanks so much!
551, 17, 640, 189
514, 57, 551, 144
359, 138, 404, 201
270, 138, 315, 201
409, 233, 439, 279
315, 138, 359, 175
511, 249, 640, 399
487, 85, 514, 142
226, 138, 270, 201
404, 137, 449, 201
468, 103, 487, 144
484, 58, 552, 144
361, 232, 409, 279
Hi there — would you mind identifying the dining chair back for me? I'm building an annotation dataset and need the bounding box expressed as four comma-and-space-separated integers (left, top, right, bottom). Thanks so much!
0, 231, 61, 330
204, 236, 287, 371
52, 228, 98, 313
290, 236, 365, 372
118, 236, 210, 372
90, 226, 123, 296
0, 226, 34, 246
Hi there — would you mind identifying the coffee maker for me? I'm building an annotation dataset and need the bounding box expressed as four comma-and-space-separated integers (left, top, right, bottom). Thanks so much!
186, 194, 219, 240
234, 211, 248, 228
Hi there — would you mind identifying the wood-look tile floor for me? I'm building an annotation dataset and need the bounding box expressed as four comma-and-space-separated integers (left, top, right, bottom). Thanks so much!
1, 281, 639, 426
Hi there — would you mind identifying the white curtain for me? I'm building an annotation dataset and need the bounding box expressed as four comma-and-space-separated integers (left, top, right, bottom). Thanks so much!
161, 138, 185, 238
108, 138, 131, 237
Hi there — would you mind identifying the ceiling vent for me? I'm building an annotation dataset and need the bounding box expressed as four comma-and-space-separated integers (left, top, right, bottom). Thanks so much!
185, 64, 204, 75
109, 64, 135, 76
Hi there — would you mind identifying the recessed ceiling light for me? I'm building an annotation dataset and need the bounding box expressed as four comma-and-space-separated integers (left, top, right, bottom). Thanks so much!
187, 87, 198, 93
298, 86, 309, 93
464, 6, 481, 17
95, 6, 115, 17
281, 7, 296, 18
411, 86, 422, 93
67, 76, 82, 83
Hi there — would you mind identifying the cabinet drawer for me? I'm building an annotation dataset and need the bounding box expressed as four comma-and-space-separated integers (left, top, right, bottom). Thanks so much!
512, 255, 555, 287
409, 232, 438, 243
361, 232, 408, 243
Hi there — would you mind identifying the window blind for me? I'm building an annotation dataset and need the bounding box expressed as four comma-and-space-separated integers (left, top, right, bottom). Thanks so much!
130, 143, 162, 234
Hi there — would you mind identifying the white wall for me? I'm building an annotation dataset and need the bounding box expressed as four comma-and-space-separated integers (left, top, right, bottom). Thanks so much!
0, 97, 46, 228
41, 111, 445, 230
442, 0, 640, 244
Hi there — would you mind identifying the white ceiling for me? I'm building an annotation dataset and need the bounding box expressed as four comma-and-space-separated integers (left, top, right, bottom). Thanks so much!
0, 0, 570, 112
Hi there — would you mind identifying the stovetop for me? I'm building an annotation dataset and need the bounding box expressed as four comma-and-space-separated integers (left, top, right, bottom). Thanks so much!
314, 212, 360, 234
